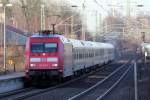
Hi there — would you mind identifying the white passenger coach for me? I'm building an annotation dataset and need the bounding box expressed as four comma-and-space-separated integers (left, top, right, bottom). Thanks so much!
61, 36, 115, 77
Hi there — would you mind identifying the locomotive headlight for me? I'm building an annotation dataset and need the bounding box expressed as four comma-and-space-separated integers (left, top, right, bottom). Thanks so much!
52, 63, 58, 67
145, 52, 148, 57
43, 53, 46, 56
30, 64, 36, 67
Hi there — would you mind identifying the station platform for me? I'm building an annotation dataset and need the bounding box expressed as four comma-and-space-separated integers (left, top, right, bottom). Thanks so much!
0, 72, 25, 93
0, 72, 25, 81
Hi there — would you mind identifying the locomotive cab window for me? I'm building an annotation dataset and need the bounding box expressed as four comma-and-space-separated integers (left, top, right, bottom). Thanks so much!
45, 43, 57, 53
31, 43, 43, 53
31, 43, 57, 53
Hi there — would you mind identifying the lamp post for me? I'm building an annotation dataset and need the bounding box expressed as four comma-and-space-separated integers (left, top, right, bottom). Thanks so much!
71, 1, 86, 40
65, 21, 67, 35
136, 4, 144, 43
0, 3, 12, 73
80, 1, 86, 40
41, 4, 45, 30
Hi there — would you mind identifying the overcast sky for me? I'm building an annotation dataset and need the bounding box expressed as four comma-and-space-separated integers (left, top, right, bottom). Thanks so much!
67, 0, 150, 33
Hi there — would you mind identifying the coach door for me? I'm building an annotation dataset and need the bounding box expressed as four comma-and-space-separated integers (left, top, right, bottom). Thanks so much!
64, 43, 73, 77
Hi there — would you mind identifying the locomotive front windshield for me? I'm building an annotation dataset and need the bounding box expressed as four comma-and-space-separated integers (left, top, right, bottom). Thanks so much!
31, 43, 57, 53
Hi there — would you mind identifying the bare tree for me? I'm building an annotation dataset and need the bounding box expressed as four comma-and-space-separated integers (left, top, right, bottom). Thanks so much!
19, 0, 41, 32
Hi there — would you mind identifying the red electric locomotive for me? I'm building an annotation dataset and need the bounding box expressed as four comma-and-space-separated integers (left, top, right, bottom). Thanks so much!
25, 32, 66, 85
25, 30, 115, 85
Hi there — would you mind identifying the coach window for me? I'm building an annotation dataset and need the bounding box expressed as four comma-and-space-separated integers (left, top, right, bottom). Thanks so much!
78, 50, 79, 60
109, 49, 111, 54
84, 50, 86, 59
76, 50, 78, 60
95, 50, 96, 57
77, 50, 79, 60
81, 52, 82, 59
81, 51, 83, 59
82, 52, 84, 59
110, 49, 112, 54
45, 43, 57, 53
93, 50, 94, 57
75, 50, 76, 59
76, 53, 77, 59
83, 50, 84, 59
92, 50, 94, 57
84, 51, 85, 59
76, 51, 78, 59
92, 51, 94, 57
107, 49, 109, 54
74, 52, 75, 59
83, 51, 84, 59
100, 49, 104, 56
76, 50, 78, 59
80, 52, 82, 59
79, 51, 81, 59
90, 51, 92, 57
86, 51, 88, 58
86, 51, 87, 58
80, 51, 82, 59
31, 43, 43, 53
74, 50, 76, 59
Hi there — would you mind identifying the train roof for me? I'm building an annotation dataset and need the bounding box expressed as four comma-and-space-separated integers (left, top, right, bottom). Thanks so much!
61, 37, 114, 49
30, 34, 114, 49
31, 33, 63, 38
145, 44, 150, 48
141, 43, 150, 48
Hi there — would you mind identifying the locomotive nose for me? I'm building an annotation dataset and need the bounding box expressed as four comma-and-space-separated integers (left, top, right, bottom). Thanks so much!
29, 57, 58, 62
29, 57, 59, 69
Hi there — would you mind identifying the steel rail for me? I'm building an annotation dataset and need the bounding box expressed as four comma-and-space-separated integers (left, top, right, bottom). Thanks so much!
2, 62, 111, 100
96, 64, 132, 100
0, 87, 34, 98
68, 60, 130, 100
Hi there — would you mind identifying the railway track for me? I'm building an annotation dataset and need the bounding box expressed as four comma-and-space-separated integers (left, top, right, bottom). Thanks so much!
0, 60, 130, 100
22, 60, 129, 100
0, 62, 113, 100
0, 87, 34, 98
68, 60, 132, 100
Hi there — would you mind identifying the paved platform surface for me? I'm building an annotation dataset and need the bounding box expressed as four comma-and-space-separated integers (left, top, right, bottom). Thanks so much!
0, 72, 25, 93
0, 72, 25, 81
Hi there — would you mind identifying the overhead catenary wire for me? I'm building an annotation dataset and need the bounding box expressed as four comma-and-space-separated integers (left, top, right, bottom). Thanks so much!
94, 0, 109, 14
